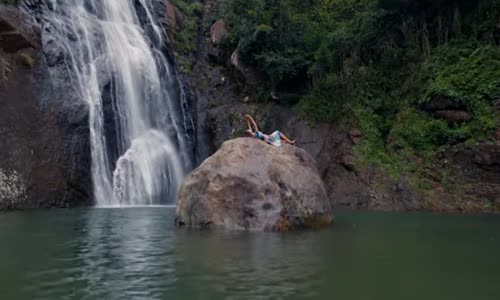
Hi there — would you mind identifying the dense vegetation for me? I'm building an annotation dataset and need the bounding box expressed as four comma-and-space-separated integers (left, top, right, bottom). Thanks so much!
170, 0, 203, 55
213, 0, 499, 185
0, 0, 17, 5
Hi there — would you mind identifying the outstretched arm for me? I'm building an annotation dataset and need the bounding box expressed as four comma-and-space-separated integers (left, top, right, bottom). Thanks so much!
244, 114, 259, 132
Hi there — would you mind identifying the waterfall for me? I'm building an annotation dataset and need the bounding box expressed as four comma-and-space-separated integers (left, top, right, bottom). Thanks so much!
40, 0, 193, 206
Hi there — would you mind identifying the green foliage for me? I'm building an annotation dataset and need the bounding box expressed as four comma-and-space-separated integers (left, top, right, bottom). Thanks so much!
222, 0, 498, 102
255, 49, 307, 86
389, 109, 463, 151
426, 42, 499, 144
177, 57, 192, 74
171, 0, 199, 76
429, 42, 500, 105
427, 42, 499, 133
0, 0, 18, 5
221, 0, 499, 191
172, 0, 203, 55
352, 105, 394, 170
174, 18, 197, 54
170, 0, 200, 55
207, 99, 217, 109
299, 73, 351, 122
223, 0, 388, 84
18, 53, 34, 68
252, 84, 272, 102
170, 0, 203, 17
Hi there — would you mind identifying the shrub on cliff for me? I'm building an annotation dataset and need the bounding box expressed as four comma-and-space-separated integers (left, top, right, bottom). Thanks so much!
218, 0, 499, 191
0, 0, 17, 5
221, 0, 498, 113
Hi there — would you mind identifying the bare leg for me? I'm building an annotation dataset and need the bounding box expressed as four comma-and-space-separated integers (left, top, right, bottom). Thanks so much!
245, 119, 253, 132
280, 132, 296, 145
244, 114, 259, 132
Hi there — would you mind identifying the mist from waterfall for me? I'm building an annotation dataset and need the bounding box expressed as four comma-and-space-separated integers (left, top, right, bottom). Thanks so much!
43, 0, 193, 206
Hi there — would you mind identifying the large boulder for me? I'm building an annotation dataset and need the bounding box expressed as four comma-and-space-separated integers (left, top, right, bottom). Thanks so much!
175, 138, 333, 231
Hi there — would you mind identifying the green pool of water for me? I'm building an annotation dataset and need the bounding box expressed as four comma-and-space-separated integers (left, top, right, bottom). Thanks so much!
0, 208, 499, 299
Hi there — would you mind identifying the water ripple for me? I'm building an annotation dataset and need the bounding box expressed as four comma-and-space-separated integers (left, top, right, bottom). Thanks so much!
19, 208, 177, 300
2, 208, 500, 300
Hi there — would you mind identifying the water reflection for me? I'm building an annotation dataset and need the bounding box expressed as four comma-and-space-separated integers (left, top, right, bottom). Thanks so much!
173, 230, 325, 299
21, 208, 177, 300
76, 208, 176, 299
11, 208, 329, 300
0, 209, 499, 300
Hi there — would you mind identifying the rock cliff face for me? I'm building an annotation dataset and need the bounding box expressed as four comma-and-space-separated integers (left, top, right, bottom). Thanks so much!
176, 138, 333, 231
199, 69, 500, 214
2, 0, 197, 210
1, 0, 498, 213
0, 3, 92, 209
175, 1, 500, 214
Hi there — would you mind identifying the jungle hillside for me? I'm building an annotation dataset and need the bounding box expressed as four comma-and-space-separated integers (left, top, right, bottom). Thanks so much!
193, 0, 500, 211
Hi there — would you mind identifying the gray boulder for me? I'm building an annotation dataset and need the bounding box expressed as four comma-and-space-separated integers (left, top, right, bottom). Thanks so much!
176, 138, 333, 231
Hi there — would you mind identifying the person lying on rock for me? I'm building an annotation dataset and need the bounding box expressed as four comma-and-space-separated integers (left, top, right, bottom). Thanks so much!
244, 114, 296, 146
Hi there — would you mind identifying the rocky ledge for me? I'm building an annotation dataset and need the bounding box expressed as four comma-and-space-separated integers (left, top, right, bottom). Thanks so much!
175, 138, 333, 231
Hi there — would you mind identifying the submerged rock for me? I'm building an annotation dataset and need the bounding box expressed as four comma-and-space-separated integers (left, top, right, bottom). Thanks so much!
176, 138, 333, 231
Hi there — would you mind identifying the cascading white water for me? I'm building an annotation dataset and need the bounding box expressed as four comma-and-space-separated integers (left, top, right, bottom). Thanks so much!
45, 0, 192, 206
